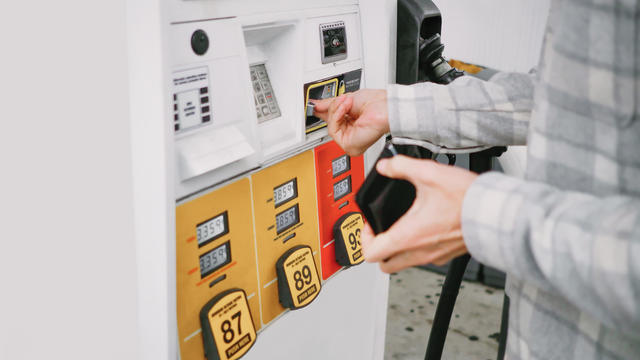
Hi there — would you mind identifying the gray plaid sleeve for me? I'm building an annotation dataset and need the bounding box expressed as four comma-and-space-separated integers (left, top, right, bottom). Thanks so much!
388, 71, 534, 147
462, 172, 640, 333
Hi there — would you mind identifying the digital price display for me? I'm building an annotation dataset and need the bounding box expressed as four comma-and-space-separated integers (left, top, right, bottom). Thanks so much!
200, 289, 257, 360
197, 212, 229, 247
333, 175, 352, 201
331, 155, 350, 178
199, 242, 232, 278
276, 204, 300, 234
273, 179, 298, 207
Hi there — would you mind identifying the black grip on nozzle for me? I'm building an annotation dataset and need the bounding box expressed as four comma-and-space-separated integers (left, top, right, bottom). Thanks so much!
419, 34, 464, 85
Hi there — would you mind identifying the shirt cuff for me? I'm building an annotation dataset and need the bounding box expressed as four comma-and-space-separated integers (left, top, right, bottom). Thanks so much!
461, 171, 527, 272
387, 83, 437, 140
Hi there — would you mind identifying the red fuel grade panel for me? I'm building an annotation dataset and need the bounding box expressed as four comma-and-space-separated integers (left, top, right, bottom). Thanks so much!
314, 140, 365, 280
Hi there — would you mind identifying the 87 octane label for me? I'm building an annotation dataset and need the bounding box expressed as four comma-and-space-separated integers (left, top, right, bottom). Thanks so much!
203, 290, 256, 360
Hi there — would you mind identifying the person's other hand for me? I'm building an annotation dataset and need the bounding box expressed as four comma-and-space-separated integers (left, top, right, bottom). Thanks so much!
360, 155, 478, 274
312, 89, 389, 156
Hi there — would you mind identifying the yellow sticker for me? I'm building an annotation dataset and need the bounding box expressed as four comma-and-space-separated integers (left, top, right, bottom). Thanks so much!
203, 290, 256, 360
280, 246, 321, 308
338, 213, 365, 266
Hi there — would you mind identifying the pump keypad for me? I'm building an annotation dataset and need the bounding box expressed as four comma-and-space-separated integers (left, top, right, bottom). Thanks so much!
250, 64, 281, 123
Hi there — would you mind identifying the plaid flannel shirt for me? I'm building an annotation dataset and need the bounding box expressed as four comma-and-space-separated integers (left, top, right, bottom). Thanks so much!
388, 0, 640, 358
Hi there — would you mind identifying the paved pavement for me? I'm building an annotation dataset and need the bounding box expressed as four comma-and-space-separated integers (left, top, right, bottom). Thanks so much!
384, 267, 505, 360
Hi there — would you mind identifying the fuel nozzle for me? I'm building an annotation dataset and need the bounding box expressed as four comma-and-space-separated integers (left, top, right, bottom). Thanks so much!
419, 34, 464, 85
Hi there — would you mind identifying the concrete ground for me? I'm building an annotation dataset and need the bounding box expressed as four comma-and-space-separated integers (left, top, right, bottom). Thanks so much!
384, 267, 505, 360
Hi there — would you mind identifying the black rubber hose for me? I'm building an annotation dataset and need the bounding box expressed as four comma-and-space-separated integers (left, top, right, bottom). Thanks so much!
497, 294, 510, 360
424, 254, 471, 360
423, 149, 501, 360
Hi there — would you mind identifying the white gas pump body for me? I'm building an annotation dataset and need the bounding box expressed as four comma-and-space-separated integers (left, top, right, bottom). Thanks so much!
129, 1, 396, 360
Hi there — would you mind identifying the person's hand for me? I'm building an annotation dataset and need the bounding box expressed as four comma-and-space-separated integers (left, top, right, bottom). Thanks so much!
312, 89, 389, 156
360, 155, 478, 273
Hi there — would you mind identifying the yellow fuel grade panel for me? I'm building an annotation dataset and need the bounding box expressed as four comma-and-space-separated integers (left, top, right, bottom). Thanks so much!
176, 177, 260, 360
251, 150, 321, 325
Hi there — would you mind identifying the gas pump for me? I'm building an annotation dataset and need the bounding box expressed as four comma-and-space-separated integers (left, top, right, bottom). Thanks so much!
161, 2, 393, 359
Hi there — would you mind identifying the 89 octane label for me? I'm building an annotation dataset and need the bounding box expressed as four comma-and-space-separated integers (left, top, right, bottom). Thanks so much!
282, 246, 321, 308
205, 290, 256, 360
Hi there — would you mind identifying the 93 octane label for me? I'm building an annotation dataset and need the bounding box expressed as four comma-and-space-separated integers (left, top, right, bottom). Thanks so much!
283, 247, 321, 307
339, 213, 364, 265
206, 291, 256, 360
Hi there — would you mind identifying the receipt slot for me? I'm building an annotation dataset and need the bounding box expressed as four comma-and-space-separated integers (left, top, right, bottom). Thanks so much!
251, 150, 321, 324
176, 178, 260, 360
314, 141, 365, 279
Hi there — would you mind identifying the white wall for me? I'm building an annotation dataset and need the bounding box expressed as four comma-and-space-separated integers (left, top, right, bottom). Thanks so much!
434, 0, 551, 72
0, 1, 139, 359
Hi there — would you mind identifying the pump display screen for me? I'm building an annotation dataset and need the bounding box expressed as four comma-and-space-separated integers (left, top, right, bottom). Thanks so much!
333, 176, 352, 201
276, 204, 300, 234
197, 212, 229, 247
332, 155, 351, 177
274, 179, 298, 207
321, 21, 347, 63
199, 242, 231, 278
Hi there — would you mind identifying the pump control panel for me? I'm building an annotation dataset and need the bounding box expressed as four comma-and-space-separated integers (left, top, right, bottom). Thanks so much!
314, 141, 365, 279
176, 178, 261, 360
251, 150, 321, 324
173, 67, 211, 133
169, 7, 376, 360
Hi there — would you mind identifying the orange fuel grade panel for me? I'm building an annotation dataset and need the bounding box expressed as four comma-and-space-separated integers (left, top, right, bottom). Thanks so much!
314, 140, 365, 280
176, 177, 260, 360
251, 150, 321, 325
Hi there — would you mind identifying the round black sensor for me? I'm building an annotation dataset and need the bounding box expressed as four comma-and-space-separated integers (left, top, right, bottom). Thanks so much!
191, 29, 209, 56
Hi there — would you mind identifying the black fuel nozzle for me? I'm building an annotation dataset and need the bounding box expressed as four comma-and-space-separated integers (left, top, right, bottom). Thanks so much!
418, 34, 464, 85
